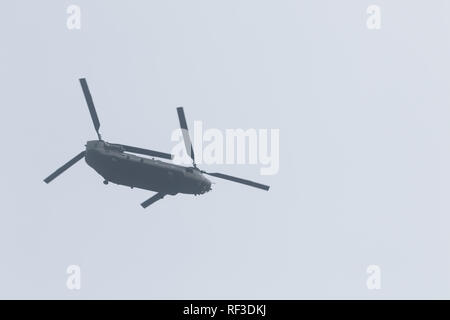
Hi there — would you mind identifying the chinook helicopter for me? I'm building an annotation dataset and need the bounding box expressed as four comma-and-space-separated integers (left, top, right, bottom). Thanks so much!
44, 78, 270, 208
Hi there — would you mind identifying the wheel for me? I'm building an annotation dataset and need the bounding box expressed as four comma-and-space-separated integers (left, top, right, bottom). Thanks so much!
103, 180, 108, 185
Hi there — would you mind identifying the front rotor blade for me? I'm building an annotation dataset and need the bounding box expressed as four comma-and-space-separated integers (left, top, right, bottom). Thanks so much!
79, 78, 101, 139
121, 144, 173, 160
44, 151, 86, 184
176, 107, 195, 164
203, 172, 270, 191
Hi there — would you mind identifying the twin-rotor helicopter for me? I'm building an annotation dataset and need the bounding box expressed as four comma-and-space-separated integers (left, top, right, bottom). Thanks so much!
44, 78, 270, 208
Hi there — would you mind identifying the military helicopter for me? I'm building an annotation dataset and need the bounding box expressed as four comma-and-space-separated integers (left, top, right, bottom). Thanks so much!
44, 78, 270, 208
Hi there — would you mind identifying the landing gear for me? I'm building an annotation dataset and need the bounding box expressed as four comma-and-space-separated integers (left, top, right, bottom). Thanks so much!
103, 180, 108, 185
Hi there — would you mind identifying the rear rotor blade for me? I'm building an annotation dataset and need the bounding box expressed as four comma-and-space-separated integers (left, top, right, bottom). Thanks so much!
176, 107, 195, 165
203, 171, 270, 191
44, 151, 86, 184
121, 144, 173, 160
79, 78, 101, 140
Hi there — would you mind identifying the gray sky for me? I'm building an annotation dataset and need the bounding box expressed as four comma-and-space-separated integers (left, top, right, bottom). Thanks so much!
1, 0, 450, 299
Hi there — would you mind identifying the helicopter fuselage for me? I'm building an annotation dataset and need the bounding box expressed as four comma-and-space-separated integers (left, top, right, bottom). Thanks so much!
84, 140, 211, 196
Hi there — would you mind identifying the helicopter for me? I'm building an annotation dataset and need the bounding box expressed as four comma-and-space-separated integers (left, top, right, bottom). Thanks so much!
44, 78, 270, 208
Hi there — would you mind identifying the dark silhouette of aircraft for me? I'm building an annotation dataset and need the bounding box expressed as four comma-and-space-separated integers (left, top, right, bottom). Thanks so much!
44, 78, 270, 208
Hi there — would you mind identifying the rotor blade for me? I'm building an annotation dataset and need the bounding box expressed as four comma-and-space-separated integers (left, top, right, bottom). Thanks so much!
120, 144, 173, 160
176, 107, 195, 164
79, 78, 101, 139
44, 151, 86, 184
203, 172, 270, 191
141, 193, 165, 208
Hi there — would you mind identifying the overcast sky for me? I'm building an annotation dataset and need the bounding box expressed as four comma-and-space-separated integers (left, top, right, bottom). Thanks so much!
1, 0, 450, 299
